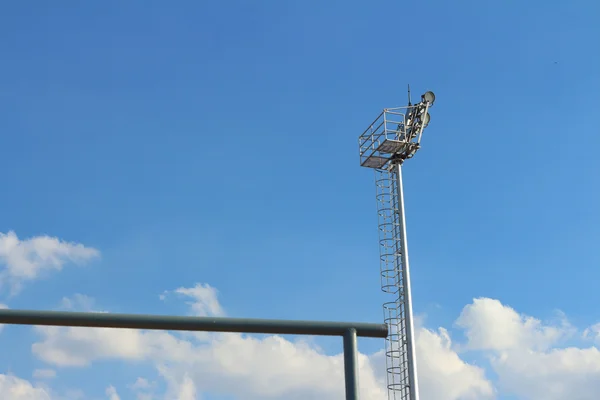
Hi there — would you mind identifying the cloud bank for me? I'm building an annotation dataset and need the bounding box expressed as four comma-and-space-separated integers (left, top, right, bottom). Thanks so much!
2, 231, 600, 399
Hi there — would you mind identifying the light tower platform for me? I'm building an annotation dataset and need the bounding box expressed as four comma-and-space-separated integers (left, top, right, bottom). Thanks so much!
359, 105, 429, 170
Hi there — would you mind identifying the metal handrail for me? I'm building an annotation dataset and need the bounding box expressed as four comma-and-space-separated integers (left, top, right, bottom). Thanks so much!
0, 309, 388, 400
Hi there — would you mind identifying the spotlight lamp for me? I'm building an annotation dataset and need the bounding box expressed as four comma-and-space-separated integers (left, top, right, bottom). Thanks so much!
421, 91, 435, 105
422, 112, 431, 127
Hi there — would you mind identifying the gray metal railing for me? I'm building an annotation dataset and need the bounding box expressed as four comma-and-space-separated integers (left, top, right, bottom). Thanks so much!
0, 309, 388, 400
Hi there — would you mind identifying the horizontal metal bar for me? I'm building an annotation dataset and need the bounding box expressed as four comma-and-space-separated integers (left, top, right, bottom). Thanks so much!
0, 309, 388, 338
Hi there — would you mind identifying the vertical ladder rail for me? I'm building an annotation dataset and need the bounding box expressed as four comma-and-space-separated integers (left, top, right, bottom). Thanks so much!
375, 166, 417, 400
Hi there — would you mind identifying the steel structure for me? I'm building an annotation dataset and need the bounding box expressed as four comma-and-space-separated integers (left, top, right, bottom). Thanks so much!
0, 309, 387, 400
358, 90, 435, 400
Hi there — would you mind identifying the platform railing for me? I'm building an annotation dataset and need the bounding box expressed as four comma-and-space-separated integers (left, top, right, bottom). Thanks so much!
0, 309, 388, 400
359, 108, 411, 169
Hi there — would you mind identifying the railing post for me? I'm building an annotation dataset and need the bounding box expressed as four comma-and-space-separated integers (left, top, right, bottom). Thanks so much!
343, 327, 359, 400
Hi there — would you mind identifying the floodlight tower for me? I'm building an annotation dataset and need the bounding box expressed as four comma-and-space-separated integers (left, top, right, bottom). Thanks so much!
358, 89, 435, 400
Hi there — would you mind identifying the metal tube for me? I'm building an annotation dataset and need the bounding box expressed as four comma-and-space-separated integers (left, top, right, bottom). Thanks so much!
0, 309, 388, 338
394, 164, 420, 400
416, 102, 430, 144
343, 328, 359, 400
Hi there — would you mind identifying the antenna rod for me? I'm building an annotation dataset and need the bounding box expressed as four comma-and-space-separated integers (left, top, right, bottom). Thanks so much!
407, 84, 412, 106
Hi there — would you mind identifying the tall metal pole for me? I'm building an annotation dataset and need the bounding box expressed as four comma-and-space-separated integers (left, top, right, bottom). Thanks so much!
394, 164, 420, 400
358, 90, 435, 400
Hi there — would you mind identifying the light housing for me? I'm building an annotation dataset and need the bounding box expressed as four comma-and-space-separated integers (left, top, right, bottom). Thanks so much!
422, 112, 430, 127
422, 91, 435, 105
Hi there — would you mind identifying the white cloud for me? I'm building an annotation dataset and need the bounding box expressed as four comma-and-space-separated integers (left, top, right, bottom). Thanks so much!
130, 377, 154, 391
60, 294, 97, 312
32, 324, 160, 366
457, 297, 600, 400
160, 372, 198, 400
0, 374, 52, 400
415, 327, 494, 399
456, 298, 574, 352
28, 287, 600, 399
106, 385, 121, 400
31, 283, 491, 400
492, 346, 600, 400
582, 323, 600, 342
32, 369, 56, 380
162, 283, 224, 317
24, 283, 600, 400
129, 377, 157, 400
0, 231, 99, 294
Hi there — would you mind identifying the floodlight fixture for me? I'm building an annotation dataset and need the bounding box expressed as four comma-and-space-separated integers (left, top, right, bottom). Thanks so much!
422, 91, 435, 105
422, 112, 430, 127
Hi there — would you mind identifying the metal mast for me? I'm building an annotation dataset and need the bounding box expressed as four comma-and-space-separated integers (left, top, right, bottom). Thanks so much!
358, 90, 436, 400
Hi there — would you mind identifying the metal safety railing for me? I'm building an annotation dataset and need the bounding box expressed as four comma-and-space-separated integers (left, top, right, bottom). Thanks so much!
0, 309, 388, 400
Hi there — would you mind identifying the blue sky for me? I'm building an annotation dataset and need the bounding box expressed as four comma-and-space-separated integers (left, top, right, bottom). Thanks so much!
1, 1, 599, 399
